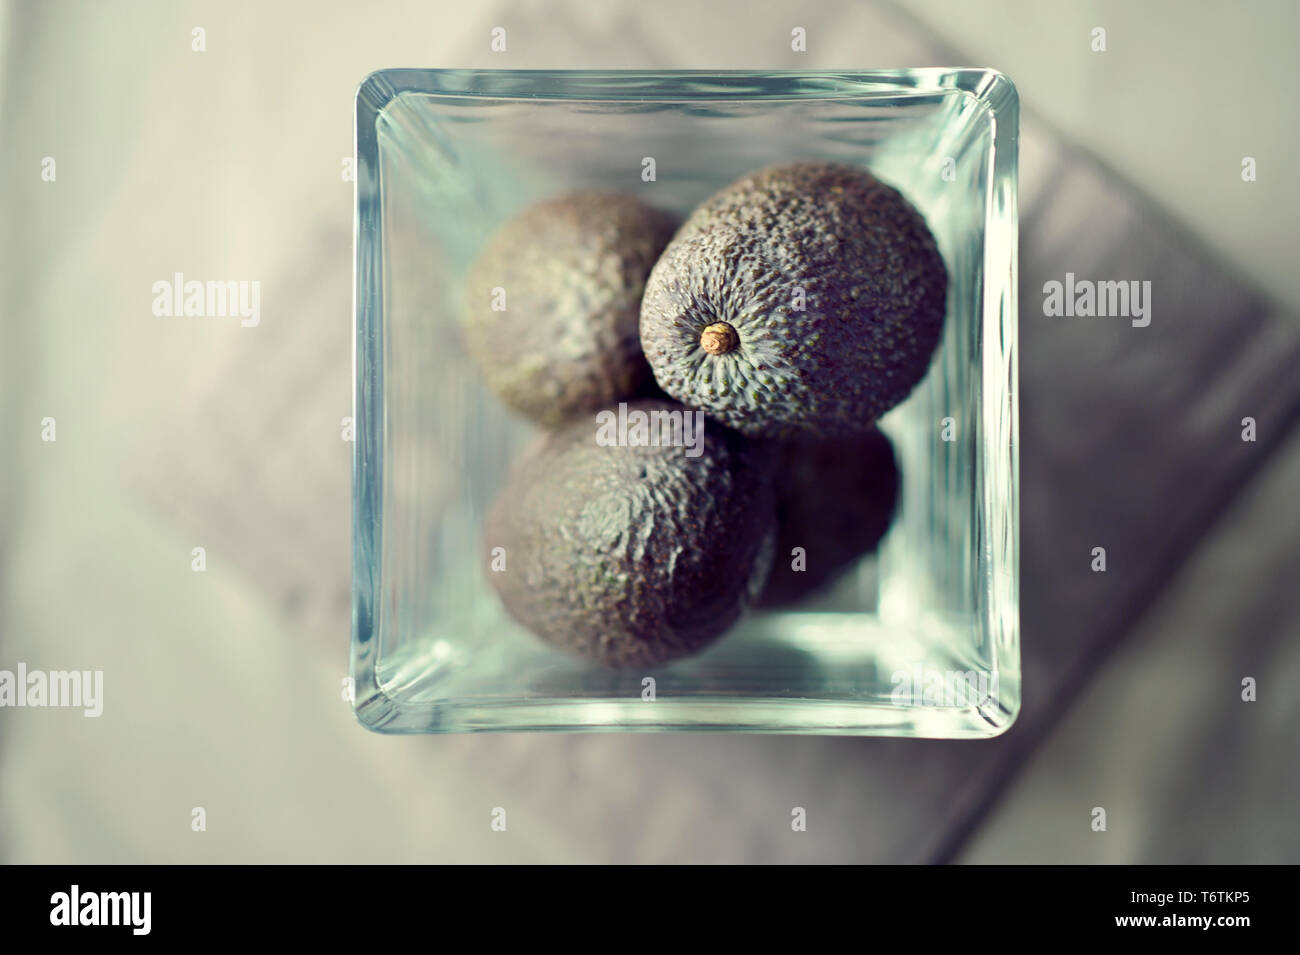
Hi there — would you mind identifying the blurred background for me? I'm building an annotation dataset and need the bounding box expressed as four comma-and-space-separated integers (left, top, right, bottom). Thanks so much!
1, 0, 1298, 863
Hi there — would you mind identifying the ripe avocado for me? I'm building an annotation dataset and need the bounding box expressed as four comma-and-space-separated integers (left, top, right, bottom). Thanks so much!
759, 428, 899, 607
484, 399, 776, 667
640, 162, 947, 439
464, 192, 678, 428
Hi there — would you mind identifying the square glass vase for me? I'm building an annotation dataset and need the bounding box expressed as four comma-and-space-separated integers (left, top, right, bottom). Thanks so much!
352, 69, 1019, 736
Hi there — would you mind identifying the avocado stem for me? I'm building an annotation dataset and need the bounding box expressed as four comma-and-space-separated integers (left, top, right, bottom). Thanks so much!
700, 322, 739, 356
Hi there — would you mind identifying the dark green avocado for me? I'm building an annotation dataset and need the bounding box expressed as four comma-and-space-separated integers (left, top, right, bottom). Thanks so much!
464, 192, 678, 428
639, 162, 947, 439
758, 427, 899, 607
484, 399, 776, 667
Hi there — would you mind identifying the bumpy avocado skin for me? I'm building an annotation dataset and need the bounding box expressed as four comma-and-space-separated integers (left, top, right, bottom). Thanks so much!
759, 427, 899, 608
464, 193, 678, 428
484, 400, 776, 667
640, 162, 947, 439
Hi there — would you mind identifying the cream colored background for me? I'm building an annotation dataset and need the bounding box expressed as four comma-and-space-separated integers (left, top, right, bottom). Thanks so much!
1, 0, 1297, 863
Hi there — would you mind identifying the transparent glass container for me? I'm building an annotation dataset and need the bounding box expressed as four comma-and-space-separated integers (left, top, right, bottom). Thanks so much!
352, 70, 1019, 736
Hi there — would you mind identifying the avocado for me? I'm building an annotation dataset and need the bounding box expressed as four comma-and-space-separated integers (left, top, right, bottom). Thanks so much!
464, 192, 678, 428
758, 428, 899, 607
639, 162, 947, 439
484, 399, 776, 667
